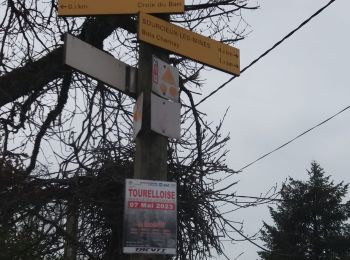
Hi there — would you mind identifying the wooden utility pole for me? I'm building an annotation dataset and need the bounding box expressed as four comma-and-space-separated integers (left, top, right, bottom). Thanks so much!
131, 15, 169, 260
134, 43, 168, 181
64, 200, 78, 260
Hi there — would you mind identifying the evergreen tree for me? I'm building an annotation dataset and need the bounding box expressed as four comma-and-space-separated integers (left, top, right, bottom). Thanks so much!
259, 161, 350, 260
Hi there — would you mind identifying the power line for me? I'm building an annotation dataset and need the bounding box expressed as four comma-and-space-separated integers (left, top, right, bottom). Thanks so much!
209, 0, 339, 189
218, 104, 350, 187
207, 0, 340, 256
238, 105, 350, 172
195, 0, 336, 107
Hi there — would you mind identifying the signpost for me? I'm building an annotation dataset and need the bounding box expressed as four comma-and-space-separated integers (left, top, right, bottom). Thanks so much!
58, 0, 184, 16
59, 2, 241, 259
133, 19, 170, 260
64, 34, 136, 96
138, 12, 240, 76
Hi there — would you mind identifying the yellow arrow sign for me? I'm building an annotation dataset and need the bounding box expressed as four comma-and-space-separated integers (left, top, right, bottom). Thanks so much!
138, 13, 240, 76
58, 0, 184, 16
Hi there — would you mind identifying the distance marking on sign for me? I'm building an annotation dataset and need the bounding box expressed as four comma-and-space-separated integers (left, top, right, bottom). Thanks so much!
58, 0, 184, 16
138, 12, 240, 76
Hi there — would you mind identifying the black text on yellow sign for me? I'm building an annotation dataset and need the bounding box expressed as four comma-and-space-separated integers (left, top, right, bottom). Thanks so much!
58, 0, 184, 16
138, 12, 240, 76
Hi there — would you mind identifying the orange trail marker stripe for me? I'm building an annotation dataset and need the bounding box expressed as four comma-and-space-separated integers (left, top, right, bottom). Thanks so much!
162, 67, 176, 85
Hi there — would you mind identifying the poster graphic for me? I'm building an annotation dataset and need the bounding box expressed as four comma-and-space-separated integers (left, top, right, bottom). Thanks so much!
123, 179, 177, 255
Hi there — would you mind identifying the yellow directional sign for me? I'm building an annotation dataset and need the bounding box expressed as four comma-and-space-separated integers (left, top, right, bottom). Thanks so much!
138, 13, 240, 76
58, 0, 184, 16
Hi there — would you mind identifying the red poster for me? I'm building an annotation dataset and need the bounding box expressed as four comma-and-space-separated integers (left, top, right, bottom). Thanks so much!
123, 179, 177, 255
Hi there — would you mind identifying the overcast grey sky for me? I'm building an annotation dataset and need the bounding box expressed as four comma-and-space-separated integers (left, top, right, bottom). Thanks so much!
201, 0, 350, 259
1, 1, 347, 259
